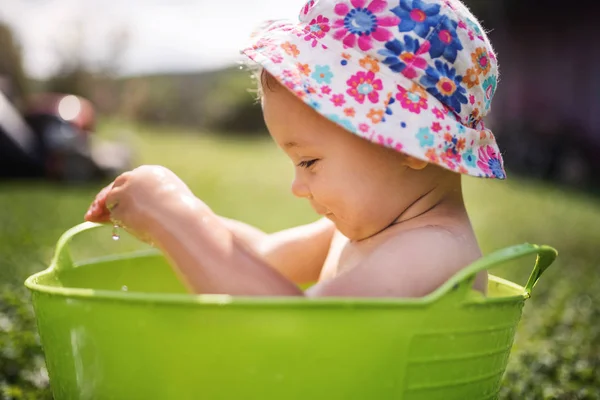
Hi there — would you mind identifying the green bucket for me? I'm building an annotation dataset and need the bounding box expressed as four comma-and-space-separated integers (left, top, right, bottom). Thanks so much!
25, 222, 557, 400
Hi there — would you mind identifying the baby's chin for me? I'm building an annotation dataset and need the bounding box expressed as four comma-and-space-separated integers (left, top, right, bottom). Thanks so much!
329, 215, 377, 242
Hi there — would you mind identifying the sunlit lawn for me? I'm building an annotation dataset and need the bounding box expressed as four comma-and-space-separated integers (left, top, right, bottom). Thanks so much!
1, 120, 599, 398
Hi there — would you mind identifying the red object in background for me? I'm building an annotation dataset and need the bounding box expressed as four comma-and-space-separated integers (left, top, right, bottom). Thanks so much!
25, 93, 96, 133
0, 89, 132, 183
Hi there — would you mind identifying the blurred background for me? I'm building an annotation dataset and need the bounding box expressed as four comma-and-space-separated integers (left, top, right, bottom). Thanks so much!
0, 0, 598, 399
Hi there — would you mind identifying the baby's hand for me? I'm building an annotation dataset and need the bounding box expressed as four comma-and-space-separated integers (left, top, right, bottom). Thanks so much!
85, 165, 204, 242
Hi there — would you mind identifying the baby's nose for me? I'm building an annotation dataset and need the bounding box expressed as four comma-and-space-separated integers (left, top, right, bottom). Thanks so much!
291, 176, 311, 199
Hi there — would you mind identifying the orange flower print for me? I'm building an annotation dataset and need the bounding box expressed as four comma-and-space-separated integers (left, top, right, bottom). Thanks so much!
425, 148, 439, 163
456, 137, 466, 152
297, 63, 311, 76
344, 107, 356, 117
463, 68, 480, 88
359, 55, 380, 73
342, 53, 352, 60
281, 42, 299, 57
440, 153, 457, 170
471, 47, 491, 76
467, 107, 481, 127
367, 108, 384, 124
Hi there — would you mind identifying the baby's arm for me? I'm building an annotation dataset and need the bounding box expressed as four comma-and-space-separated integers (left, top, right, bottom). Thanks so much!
218, 217, 335, 284
84, 166, 334, 295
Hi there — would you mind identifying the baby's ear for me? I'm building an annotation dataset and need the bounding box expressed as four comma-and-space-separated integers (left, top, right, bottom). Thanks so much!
403, 155, 428, 170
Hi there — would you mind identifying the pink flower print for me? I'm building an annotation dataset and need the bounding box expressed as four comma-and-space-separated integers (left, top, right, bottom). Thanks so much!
432, 107, 446, 120
252, 38, 282, 63
377, 135, 403, 151
346, 70, 383, 104
443, 0, 456, 10
477, 145, 505, 178
395, 84, 428, 114
282, 69, 295, 80
302, 0, 315, 15
331, 94, 346, 107
332, 0, 400, 51
344, 107, 356, 117
431, 122, 442, 132
359, 123, 370, 133
304, 15, 331, 47
321, 85, 332, 95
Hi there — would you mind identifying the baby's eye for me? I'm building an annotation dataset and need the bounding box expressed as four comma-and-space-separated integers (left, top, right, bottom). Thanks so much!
297, 159, 319, 169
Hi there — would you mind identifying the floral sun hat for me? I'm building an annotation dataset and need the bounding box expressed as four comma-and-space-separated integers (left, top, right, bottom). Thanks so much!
240, 0, 506, 179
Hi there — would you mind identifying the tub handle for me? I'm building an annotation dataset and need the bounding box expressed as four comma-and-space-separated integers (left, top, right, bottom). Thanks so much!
53, 224, 557, 301
51, 222, 104, 271
428, 243, 558, 301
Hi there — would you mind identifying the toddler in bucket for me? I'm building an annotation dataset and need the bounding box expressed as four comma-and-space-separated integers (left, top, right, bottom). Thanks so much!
85, 0, 505, 297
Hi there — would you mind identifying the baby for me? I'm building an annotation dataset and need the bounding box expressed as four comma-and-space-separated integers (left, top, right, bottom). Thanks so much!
85, 0, 505, 298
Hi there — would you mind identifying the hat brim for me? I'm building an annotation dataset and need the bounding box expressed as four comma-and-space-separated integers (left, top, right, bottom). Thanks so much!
240, 19, 506, 179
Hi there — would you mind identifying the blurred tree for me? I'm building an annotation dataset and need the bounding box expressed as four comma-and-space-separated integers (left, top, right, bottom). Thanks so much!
45, 23, 96, 100
45, 22, 129, 114
0, 21, 29, 106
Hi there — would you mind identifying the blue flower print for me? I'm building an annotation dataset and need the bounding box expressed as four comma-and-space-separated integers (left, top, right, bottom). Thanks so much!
416, 127, 434, 147
308, 99, 321, 110
311, 65, 333, 84
326, 113, 356, 133
420, 60, 468, 114
391, 0, 442, 38
463, 149, 476, 167
429, 17, 463, 63
456, 122, 466, 134
385, 96, 396, 116
489, 158, 505, 179
378, 35, 428, 78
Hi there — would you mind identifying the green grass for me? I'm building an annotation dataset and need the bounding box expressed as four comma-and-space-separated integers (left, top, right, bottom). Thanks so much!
1, 120, 599, 399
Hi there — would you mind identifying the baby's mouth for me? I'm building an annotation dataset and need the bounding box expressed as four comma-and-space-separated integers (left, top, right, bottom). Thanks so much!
311, 202, 331, 216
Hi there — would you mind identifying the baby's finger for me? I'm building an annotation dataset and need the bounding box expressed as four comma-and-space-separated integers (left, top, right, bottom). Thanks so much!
94, 184, 114, 210
104, 185, 125, 222
84, 199, 111, 222
84, 183, 114, 222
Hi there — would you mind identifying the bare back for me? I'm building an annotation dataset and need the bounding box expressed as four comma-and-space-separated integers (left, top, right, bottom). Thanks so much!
313, 222, 487, 297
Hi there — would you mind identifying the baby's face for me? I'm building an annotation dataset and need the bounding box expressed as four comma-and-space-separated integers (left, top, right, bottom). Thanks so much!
261, 79, 417, 241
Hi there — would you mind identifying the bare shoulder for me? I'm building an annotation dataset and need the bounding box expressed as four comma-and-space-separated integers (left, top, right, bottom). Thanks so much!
306, 225, 484, 298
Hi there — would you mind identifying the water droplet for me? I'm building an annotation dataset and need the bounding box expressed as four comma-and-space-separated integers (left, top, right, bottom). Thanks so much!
121, 285, 128, 291
112, 225, 120, 241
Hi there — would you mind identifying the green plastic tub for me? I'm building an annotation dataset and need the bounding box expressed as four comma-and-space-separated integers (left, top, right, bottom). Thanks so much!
25, 222, 557, 400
